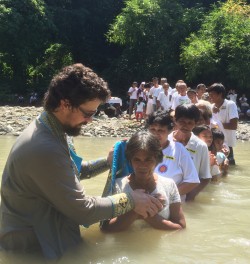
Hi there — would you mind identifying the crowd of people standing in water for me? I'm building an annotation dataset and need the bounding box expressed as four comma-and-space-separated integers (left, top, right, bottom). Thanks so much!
127, 78, 248, 122
0, 64, 239, 260
127, 77, 238, 166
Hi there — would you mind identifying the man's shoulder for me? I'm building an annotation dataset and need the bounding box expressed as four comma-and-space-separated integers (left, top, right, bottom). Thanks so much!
174, 141, 189, 152
12, 120, 64, 160
224, 99, 236, 107
188, 133, 207, 148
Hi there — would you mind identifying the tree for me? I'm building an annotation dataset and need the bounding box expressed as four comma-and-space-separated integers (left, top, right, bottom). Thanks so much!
105, 0, 205, 94
180, 0, 250, 91
27, 43, 73, 93
45, 0, 124, 72
0, 0, 57, 94
0, 0, 124, 99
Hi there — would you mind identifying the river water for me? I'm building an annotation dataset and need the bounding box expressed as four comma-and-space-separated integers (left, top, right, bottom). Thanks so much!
0, 136, 250, 264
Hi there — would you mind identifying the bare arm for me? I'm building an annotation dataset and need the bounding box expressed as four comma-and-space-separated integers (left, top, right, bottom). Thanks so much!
222, 118, 238, 130
185, 178, 210, 201
144, 203, 186, 230
101, 211, 139, 232
178, 182, 199, 196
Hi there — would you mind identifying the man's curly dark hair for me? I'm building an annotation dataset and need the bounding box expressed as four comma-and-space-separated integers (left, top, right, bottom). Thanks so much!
43, 63, 111, 112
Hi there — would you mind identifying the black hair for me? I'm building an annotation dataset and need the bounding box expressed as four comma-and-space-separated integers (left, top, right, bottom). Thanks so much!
207, 83, 227, 99
211, 128, 225, 141
192, 125, 211, 136
175, 104, 201, 123
43, 63, 110, 112
146, 110, 174, 131
125, 131, 163, 165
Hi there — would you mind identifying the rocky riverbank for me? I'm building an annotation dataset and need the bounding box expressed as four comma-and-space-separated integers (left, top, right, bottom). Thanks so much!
0, 106, 249, 140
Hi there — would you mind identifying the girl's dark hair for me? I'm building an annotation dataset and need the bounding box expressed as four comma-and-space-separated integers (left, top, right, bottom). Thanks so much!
175, 104, 201, 123
43, 63, 110, 112
125, 131, 163, 164
211, 128, 225, 141
192, 125, 211, 136
146, 110, 174, 131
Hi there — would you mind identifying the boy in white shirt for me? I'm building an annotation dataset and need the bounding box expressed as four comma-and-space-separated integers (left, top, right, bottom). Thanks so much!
168, 104, 211, 201
171, 82, 191, 110
128, 81, 138, 119
157, 83, 172, 111
151, 77, 162, 112
207, 83, 239, 165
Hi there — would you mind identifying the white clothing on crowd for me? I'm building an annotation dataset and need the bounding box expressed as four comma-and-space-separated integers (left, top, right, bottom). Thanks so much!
136, 102, 145, 112
168, 86, 173, 93
171, 94, 191, 110
152, 86, 163, 105
227, 93, 237, 104
212, 99, 239, 147
149, 87, 156, 104
146, 90, 154, 115
157, 91, 172, 111
169, 132, 211, 180
154, 141, 200, 201
128, 87, 138, 100
170, 88, 177, 96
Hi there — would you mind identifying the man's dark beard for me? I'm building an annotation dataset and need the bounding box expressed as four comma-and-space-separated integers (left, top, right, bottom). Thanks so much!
63, 123, 87, 136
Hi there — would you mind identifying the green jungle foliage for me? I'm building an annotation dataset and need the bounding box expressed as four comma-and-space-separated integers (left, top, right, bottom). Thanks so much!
0, 0, 249, 103
181, 0, 250, 92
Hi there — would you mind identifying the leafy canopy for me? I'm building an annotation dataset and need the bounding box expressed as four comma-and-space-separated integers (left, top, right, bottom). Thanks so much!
181, 0, 250, 89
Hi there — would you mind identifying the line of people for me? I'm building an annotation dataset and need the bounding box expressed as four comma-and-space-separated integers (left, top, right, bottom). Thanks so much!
101, 83, 238, 232
0, 64, 239, 260
128, 78, 242, 124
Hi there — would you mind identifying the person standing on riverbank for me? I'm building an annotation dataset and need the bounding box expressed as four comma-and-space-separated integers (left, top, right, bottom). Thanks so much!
128, 81, 138, 119
0, 63, 163, 259
207, 83, 239, 165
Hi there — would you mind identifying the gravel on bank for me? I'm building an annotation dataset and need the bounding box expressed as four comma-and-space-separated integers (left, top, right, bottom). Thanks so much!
0, 106, 249, 140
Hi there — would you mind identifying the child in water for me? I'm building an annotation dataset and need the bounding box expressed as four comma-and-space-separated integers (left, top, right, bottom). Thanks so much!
193, 125, 221, 182
210, 129, 229, 176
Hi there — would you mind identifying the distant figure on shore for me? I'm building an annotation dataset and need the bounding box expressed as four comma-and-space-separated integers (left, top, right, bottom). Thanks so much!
227, 89, 237, 104
17, 95, 24, 105
29, 92, 38, 106
128, 81, 138, 119
239, 93, 249, 117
